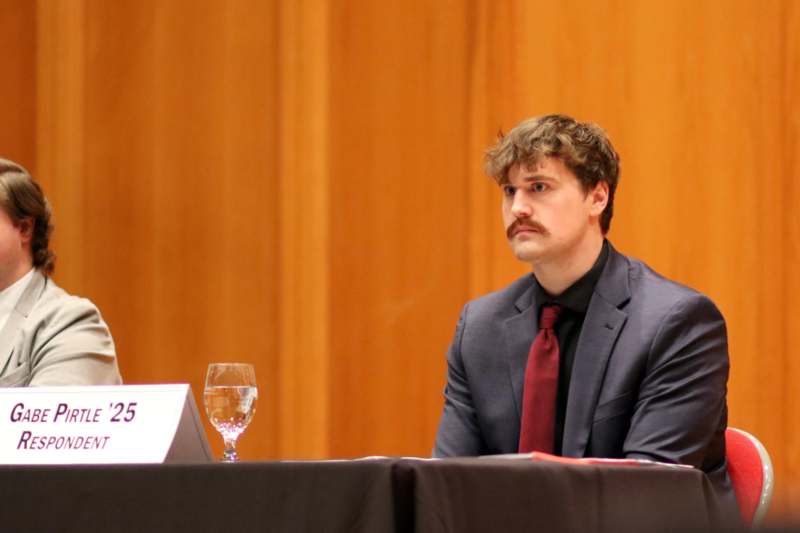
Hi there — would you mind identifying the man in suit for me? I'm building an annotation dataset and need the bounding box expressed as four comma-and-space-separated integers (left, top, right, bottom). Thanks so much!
0, 158, 121, 387
433, 115, 733, 500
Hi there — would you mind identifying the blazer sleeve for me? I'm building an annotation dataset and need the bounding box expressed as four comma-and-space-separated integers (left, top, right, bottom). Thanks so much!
26, 297, 122, 387
433, 304, 486, 457
622, 292, 729, 470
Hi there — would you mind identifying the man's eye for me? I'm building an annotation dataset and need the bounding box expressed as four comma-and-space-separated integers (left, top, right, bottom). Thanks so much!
502, 186, 516, 197
532, 182, 548, 193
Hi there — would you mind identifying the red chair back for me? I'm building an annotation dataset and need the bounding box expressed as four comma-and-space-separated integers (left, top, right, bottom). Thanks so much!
725, 427, 773, 526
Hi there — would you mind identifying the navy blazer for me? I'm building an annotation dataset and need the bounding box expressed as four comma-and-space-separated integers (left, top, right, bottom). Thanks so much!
434, 243, 733, 500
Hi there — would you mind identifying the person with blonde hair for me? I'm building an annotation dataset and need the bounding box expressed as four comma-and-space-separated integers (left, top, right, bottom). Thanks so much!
0, 158, 120, 387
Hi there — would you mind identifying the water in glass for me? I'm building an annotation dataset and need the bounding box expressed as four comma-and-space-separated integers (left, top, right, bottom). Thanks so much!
203, 363, 257, 462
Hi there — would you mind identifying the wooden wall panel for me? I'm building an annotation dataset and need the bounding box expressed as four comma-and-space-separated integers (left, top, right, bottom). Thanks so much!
328, 1, 472, 456
277, 0, 330, 458
37, 0, 284, 460
1, 0, 795, 520
36, 0, 88, 317
0, 0, 36, 169
784, 0, 800, 516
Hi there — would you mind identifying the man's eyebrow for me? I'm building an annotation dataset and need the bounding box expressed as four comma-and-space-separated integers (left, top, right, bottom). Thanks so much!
518, 173, 557, 182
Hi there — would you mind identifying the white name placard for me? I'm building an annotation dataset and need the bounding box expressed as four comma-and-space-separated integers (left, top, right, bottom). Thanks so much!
0, 384, 212, 464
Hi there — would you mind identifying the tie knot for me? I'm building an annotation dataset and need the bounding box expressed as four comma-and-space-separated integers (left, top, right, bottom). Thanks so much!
539, 304, 562, 330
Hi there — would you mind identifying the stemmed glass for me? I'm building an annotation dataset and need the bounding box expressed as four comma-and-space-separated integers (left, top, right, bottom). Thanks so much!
203, 363, 258, 462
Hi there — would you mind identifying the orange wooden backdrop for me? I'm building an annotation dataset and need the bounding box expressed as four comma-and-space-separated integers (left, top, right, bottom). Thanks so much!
2, 0, 798, 522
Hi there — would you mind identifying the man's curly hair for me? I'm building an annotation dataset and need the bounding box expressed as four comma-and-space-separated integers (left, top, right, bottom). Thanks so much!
485, 114, 620, 234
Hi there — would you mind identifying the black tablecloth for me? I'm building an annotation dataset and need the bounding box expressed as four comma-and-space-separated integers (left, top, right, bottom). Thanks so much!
0, 457, 737, 532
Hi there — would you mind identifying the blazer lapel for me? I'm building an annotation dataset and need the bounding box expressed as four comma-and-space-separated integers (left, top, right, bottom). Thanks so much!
562, 246, 630, 457
503, 282, 538, 419
0, 271, 46, 376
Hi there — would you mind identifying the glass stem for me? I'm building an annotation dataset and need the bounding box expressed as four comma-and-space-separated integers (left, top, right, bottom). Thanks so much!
222, 437, 239, 462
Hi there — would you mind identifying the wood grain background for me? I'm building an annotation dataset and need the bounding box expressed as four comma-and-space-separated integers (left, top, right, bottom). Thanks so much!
1, 0, 798, 522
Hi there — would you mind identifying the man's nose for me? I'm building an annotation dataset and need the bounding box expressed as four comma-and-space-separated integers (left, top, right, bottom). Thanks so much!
510, 192, 532, 218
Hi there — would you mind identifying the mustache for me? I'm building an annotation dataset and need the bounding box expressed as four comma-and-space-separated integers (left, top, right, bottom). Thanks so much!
506, 219, 547, 240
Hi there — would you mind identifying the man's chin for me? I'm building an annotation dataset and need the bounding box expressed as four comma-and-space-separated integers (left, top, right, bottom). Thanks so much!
510, 242, 545, 264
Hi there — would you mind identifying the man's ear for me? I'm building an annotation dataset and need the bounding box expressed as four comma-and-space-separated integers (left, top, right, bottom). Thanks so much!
16, 218, 34, 244
589, 181, 609, 217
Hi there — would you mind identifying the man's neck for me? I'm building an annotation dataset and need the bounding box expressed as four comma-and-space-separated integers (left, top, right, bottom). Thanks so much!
531, 233, 605, 296
0, 260, 34, 293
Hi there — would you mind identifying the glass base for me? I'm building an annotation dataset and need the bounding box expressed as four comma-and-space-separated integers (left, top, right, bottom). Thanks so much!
222, 447, 239, 462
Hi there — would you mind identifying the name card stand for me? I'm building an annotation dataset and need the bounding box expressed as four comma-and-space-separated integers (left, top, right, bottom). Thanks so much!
0, 384, 212, 464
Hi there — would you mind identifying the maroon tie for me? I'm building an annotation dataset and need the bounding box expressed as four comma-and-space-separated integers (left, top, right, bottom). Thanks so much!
518, 304, 562, 453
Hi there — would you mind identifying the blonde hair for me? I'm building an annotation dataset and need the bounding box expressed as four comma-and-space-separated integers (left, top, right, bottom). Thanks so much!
0, 159, 55, 274
485, 114, 620, 233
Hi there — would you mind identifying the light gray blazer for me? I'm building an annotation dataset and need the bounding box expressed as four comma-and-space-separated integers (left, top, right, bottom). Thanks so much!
0, 271, 121, 387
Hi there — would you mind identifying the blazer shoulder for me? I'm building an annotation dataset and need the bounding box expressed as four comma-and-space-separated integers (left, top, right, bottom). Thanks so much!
27, 277, 112, 333
624, 255, 723, 317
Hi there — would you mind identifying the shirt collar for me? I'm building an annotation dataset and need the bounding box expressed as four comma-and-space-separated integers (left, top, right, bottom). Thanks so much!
533, 240, 609, 315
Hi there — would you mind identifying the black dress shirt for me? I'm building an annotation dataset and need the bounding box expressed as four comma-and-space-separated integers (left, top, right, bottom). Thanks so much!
531, 240, 609, 454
